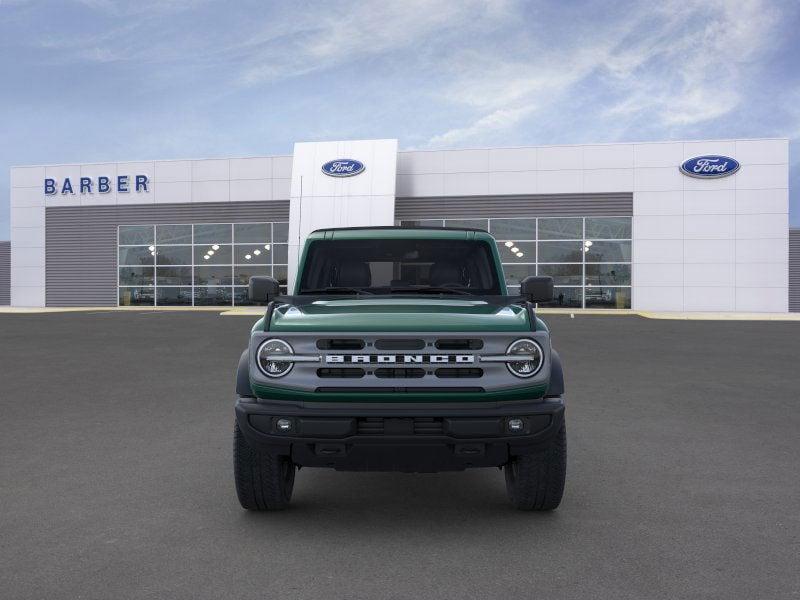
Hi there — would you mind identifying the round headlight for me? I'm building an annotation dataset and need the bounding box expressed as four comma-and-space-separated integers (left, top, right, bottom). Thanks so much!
506, 339, 543, 378
256, 339, 294, 377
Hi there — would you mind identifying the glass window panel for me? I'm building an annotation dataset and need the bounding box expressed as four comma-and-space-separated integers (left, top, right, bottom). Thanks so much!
538, 217, 582, 240
586, 217, 631, 239
234, 223, 269, 244
157, 266, 192, 285
118, 287, 154, 306
399, 219, 443, 228
497, 241, 535, 262
273, 265, 288, 287
194, 223, 231, 244
584, 240, 631, 262
194, 286, 232, 306
194, 244, 232, 265
119, 246, 154, 266
538, 241, 584, 263
234, 287, 254, 306
585, 263, 631, 286
444, 219, 488, 231
194, 266, 232, 286
233, 265, 270, 286
156, 245, 192, 265
273, 222, 289, 242
502, 264, 537, 287
272, 244, 288, 264
538, 264, 582, 286
539, 287, 582, 308
507, 285, 520, 295
234, 244, 269, 264
119, 225, 153, 245
157, 287, 192, 306
118, 267, 154, 286
156, 224, 192, 244
585, 287, 631, 309
490, 218, 536, 240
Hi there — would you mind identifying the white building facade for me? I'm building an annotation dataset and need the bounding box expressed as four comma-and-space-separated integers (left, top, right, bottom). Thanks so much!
6, 137, 792, 312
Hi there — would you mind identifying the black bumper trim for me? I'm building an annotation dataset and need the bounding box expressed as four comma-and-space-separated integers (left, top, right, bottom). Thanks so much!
235, 396, 565, 471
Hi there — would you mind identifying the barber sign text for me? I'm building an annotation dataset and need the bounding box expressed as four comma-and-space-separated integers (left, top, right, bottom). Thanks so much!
44, 175, 149, 195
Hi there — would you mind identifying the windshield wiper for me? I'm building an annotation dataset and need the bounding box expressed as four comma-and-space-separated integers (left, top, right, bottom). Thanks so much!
388, 286, 472, 296
299, 287, 374, 295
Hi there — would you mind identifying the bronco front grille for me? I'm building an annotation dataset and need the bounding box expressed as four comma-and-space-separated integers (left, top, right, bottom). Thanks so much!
291, 333, 531, 392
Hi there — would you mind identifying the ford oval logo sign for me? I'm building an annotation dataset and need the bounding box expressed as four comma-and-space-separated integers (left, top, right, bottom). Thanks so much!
680, 155, 740, 178
321, 159, 365, 177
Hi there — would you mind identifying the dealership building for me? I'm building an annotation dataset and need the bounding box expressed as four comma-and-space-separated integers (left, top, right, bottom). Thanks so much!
3, 137, 797, 312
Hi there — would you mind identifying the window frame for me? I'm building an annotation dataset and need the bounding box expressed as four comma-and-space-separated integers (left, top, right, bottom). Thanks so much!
118, 221, 289, 307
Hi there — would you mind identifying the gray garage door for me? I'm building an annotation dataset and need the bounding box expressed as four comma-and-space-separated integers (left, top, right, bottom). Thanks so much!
395, 193, 633, 219
0, 241, 9, 306
790, 228, 800, 313
46, 201, 289, 307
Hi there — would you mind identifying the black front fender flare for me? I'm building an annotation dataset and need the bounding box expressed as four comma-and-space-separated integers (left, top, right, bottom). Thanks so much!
545, 349, 564, 397
236, 349, 254, 397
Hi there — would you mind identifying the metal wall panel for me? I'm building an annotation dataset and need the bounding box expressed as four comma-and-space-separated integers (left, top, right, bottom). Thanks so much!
395, 193, 633, 219
790, 228, 800, 313
45, 201, 289, 307
0, 241, 10, 305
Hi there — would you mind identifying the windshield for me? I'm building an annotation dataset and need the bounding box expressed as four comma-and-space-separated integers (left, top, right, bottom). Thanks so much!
298, 238, 502, 295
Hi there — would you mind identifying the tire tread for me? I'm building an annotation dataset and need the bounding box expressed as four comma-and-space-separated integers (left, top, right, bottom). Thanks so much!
233, 422, 295, 510
505, 423, 566, 511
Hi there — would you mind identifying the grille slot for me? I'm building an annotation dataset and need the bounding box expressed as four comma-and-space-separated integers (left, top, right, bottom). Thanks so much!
317, 368, 366, 378
413, 418, 444, 435
357, 418, 384, 435
435, 338, 484, 350
356, 418, 444, 435
316, 339, 365, 350
374, 338, 426, 350
435, 368, 484, 378
374, 367, 426, 379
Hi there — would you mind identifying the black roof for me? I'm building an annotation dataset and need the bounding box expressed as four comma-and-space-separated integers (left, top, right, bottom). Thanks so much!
310, 225, 489, 233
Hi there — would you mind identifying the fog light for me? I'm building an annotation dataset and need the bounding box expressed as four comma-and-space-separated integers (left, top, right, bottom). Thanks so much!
276, 418, 293, 432
507, 418, 524, 432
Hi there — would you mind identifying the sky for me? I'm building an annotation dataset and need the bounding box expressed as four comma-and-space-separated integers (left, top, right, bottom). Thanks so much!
1, 0, 799, 237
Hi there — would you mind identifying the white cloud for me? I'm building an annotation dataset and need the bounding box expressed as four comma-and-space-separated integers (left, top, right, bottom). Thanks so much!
428, 105, 535, 147
237, 1, 512, 86
423, 0, 786, 147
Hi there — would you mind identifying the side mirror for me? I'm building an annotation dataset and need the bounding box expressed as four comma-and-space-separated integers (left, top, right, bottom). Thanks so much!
248, 276, 280, 303
520, 276, 554, 303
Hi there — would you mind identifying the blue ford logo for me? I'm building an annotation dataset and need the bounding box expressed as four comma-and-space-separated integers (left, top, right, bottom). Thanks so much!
321, 159, 365, 177
680, 155, 740, 178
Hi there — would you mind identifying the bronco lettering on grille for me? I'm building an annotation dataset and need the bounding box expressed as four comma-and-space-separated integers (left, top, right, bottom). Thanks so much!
325, 354, 475, 364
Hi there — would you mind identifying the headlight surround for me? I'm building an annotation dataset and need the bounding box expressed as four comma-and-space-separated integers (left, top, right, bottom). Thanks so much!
506, 339, 544, 378
256, 338, 294, 378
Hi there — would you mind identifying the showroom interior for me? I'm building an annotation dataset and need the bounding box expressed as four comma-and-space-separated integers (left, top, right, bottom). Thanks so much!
4, 137, 796, 312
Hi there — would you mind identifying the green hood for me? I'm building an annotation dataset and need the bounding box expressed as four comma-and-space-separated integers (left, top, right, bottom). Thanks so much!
265, 297, 532, 332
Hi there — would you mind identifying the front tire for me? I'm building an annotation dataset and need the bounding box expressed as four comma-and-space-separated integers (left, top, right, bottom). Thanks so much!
505, 423, 566, 511
233, 422, 296, 510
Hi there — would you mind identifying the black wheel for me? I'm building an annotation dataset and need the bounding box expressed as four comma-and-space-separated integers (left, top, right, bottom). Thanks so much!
505, 423, 566, 511
233, 422, 296, 510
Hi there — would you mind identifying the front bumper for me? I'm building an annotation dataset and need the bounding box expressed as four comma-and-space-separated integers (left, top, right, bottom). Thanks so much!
235, 396, 565, 472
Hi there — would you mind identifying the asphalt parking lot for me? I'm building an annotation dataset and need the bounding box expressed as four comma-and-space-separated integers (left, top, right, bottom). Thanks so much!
1, 312, 798, 600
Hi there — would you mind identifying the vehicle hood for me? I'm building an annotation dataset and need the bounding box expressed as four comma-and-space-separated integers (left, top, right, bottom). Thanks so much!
267, 297, 531, 332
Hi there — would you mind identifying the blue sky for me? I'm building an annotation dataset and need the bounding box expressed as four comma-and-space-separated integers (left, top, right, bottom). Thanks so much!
1, 0, 799, 237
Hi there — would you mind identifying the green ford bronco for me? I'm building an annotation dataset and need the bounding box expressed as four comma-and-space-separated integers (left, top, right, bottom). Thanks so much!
234, 226, 566, 510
